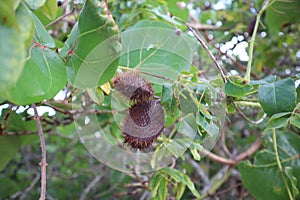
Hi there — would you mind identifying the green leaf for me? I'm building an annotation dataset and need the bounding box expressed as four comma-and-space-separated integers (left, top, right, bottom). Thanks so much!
16, 2, 34, 48
225, 77, 253, 98
31, 11, 55, 48
120, 20, 197, 82
179, 89, 198, 114
161, 82, 178, 116
164, 138, 190, 158
2, 47, 66, 105
266, 0, 300, 32
238, 131, 300, 200
0, 136, 21, 172
0, 25, 25, 94
40, 0, 58, 20
178, 114, 198, 139
150, 173, 163, 197
190, 147, 201, 161
196, 113, 219, 139
64, 0, 120, 88
250, 75, 277, 85
290, 112, 300, 129
161, 168, 201, 198
264, 112, 291, 133
24, 0, 46, 10
0, 2, 20, 29
158, 176, 168, 200
167, 0, 189, 20
258, 78, 297, 116
175, 182, 186, 199
161, 167, 183, 182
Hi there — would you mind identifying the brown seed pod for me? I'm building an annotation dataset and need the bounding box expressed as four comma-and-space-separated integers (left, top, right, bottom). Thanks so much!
113, 71, 154, 103
122, 100, 165, 150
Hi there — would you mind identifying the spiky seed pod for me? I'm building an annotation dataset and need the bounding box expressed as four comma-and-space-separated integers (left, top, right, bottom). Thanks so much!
113, 71, 154, 103
122, 100, 165, 150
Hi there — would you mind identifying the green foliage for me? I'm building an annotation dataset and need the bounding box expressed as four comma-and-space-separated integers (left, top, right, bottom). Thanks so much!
266, 0, 300, 33
0, 136, 21, 172
238, 131, 300, 200
150, 167, 201, 199
62, 0, 121, 88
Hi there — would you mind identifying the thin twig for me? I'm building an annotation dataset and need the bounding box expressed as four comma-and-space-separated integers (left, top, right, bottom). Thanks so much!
186, 155, 210, 185
183, 23, 227, 83
231, 98, 267, 125
11, 173, 41, 199
45, 6, 75, 28
80, 175, 104, 200
221, 125, 232, 157
32, 104, 47, 200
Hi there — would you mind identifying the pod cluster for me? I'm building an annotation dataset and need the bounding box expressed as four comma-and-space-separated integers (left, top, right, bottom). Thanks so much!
113, 71, 165, 150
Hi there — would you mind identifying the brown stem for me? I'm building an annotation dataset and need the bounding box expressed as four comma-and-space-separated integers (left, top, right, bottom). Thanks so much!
184, 24, 227, 83
45, 6, 75, 28
32, 104, 47, 200
199, 135, 262, 166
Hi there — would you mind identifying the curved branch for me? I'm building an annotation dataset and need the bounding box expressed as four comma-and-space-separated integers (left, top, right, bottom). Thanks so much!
199, 135, 262, 166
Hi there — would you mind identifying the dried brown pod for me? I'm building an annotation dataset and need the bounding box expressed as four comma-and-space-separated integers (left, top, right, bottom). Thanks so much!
113, 71, 154, 103
122, 100, 165, 150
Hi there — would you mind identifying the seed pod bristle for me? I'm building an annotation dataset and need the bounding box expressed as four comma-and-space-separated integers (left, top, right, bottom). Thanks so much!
113, 71, 154, 103
122, 100, 164, 150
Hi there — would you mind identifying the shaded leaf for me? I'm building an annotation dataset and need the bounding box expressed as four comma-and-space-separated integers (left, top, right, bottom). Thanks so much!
284, 167, 299, 199
0, 136, 21, 172
258, 78, 297, 116
290, 113, 300, 129
266, 0, 300, 32
238, 131, 300, 200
